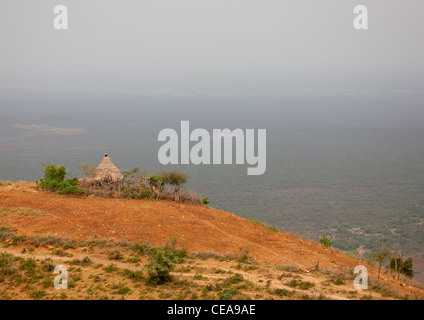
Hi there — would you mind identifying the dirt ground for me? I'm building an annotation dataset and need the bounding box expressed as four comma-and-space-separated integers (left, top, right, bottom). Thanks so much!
0, 182, 423, 299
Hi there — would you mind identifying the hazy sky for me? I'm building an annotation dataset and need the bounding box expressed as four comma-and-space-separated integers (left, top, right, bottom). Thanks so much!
1, 0, 424, 92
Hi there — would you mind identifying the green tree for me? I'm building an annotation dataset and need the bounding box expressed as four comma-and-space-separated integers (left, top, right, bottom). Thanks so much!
149, 173, 164, 191
159, 171, 188, 199
369, 246, 392, 284
388, 255, 414, 279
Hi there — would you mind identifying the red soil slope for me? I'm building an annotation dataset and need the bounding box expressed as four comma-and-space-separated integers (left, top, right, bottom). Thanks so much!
0, 182, 422, 296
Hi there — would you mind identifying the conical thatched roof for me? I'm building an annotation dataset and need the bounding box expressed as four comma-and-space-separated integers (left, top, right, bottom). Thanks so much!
93, 153, 124, 182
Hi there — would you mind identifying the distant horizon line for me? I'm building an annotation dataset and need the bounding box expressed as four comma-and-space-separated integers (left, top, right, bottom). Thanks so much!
1, 85, 424, 99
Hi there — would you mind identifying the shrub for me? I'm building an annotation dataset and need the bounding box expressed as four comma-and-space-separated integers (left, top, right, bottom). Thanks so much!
0, 253, 16, 276
219, 287, 239, 300
146, 248, 176, 285
319, 234, 333, 248
36, 164, 81, 195
69, 257, 92, 267
81, 256, 92, 266
237, 247, 250, 264
63, 239, 77, 250
297, 281, 315, 290
20, 258, 36, 271
370, 284, 400, 298
108, 250, 124, 260
0, 226, 13, 238
149, 174, 162, 188
247, 219, 278, 232
178, 192, 202, 204
58, 179, 81, 195
44, 164, 66, 181
12, 235, 26, 246
30, 290, 46, 300
121, 269, 144, 282
138, 189, 152, 199
388, 256, 414, 278
54, 249, 67, 257
116, 287, 132, 295
273, 288, 291, 297
42, 278, 53, 288
123, 188, 136, 199
225, 274, 244, 285
285, 279, 315, 290
41, 259, 55, 272
104, 264, 119, 273
202, 197, 210, 205
190, 252, 235, 261
146, 239, 186, 285
266, 225, 279, 232
131, 242, 153, 256
333, 277, 346, 285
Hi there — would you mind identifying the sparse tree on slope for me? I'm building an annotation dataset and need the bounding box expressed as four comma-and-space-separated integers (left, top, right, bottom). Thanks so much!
369, 245, 392, 285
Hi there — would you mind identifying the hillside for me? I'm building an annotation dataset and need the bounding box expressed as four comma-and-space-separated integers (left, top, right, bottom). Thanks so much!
0, 182, 423, 300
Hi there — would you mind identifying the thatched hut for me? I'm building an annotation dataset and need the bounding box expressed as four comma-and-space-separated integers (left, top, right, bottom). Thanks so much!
93, 153, 123, 182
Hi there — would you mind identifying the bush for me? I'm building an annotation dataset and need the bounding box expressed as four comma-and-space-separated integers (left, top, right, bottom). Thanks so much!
44, 164, 66, 181
219, 287, 239, 300
123, 188, 136, 198
202, 197, 210, 205
58, 179, 81, 195
81, 256, 92, 266
319, 234, 333, 248
138, 189, 152, 199
146, 248, 177, 285
225, 274, 244, 285
104, 264, 118, 273
108, 250, 124, 261
30, 290, 46, 300
285, 279, 315, 290
36, 164, 81, 195
41, 258, 55, 272
131, 242, 153, 256
116, 287, 132, 295
149, 174, 162, 188
121, 269, 144, 282
388, 256, 414, 278
237, 247, 250, 264
70, 257, 92, 267
146, 239, 186, 285
0, 253, 16, 276
273, 288, 291, 297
